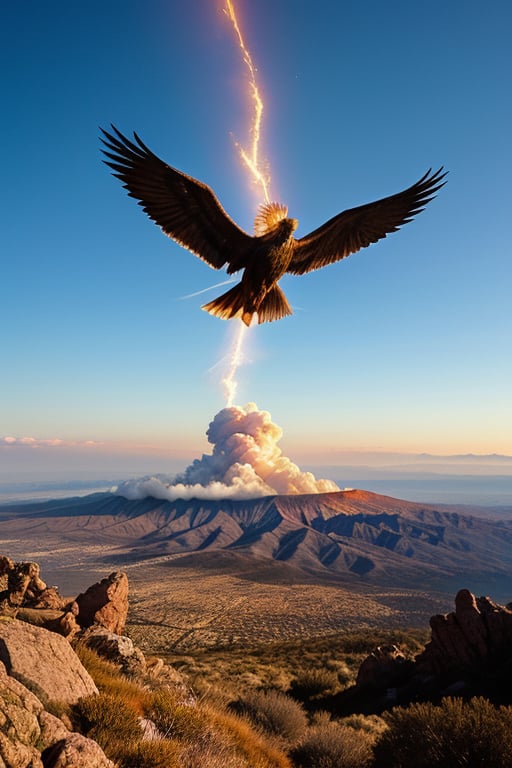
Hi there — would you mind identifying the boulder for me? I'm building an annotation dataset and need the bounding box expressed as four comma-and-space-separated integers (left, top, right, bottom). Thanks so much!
416, 589, 512, 679
0, 619, 98, 705
16, 606, 81, 641
356, 644, 410, 689
79, 626, 146, 676
0, 732, 43, 768
0, 647, 115, 768
42, 733, 115, 768
75, 572, 129, 634
28, 587, 66, 611
0, 660, 44, 767
3, 561, 46, 607
38, 710, 70, 751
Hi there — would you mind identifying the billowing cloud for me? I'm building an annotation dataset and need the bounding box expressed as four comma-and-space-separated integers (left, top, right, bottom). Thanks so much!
115, 403, 340, 501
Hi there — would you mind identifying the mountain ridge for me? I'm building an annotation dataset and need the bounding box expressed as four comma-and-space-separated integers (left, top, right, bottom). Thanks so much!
1, 489, 511, 596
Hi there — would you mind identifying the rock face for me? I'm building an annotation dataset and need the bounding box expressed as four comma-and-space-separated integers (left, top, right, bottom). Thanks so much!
80, 626, 147, 676
416, 588, 512, 678
0, 556, 47, 609
356, 644, 411, 689
0, 619, 98, 705
75, 572, 129, 634
42, 732, 115, 768
0, 659, 113, 768
344, 589, 512, 714
0, 556, 129, 641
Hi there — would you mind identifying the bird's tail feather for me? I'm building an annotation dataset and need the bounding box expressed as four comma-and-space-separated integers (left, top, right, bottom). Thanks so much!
202, 282, 292, 326
202, 283, 247, 323
256, 285, 292, 324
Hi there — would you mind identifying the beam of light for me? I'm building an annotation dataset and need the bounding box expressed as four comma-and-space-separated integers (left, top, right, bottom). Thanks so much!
221, 321, 248, 406
220, 1, 272, 405
178, 277, 237, 300
224, 0, 271, 204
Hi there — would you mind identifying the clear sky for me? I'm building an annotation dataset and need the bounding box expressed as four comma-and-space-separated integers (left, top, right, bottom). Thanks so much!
1, 0, 511, 481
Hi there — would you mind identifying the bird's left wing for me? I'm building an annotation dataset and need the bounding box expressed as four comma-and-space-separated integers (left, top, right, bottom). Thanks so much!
288, 168, 447, 275
101, 126, 253, 271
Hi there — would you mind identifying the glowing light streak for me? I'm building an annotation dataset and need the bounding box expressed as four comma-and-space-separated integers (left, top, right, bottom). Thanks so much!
221, 321, 248, 406
219, 1, 272, 405
179, 277, 237, 300
224, 0, 271, 204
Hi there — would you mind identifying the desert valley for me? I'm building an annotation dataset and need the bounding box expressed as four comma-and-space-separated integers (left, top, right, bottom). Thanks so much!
1, 487, 511, 653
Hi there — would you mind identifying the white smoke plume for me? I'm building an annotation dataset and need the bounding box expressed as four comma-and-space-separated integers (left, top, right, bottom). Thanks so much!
115, 403, 340, 501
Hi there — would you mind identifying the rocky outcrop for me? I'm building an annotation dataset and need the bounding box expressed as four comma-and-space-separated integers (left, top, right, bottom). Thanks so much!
0, 556, 79, 639
341, 589, 512, 714
356, 644, 411, 689
0, 619, 98, 705
0, 659, 113, 768
78, 626, 193, 702
75, 572, 129, 634
0, 556, 47, 609
80, 626, 147, 676
0, 557, 130, 641
416, 588, 512, 678
16, 604, 81, 640
29, 587, 67, 611
42, 733, 115, 768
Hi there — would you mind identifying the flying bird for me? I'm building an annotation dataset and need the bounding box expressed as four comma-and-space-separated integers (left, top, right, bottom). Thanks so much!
101, 126, 446, 326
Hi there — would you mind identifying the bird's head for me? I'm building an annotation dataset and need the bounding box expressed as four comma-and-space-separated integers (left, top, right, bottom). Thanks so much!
279, 217, 299, 238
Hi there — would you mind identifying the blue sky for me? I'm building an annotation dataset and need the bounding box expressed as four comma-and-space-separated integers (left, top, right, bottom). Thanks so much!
1, 0, 511, 482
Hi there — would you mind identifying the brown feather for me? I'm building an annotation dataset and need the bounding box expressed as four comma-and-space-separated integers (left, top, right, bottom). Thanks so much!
288, 168, 447, 275
101, 126, 446, 325
100, 126, 253, 271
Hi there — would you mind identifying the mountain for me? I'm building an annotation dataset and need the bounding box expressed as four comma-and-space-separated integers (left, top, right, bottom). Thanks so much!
1, 489, 511, 595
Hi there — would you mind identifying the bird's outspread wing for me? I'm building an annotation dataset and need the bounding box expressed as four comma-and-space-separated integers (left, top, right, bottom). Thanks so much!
288, 168, 447, 275
100, 126, 254, 271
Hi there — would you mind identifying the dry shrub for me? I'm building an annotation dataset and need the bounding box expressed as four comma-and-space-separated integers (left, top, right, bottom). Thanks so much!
74, 692, 140, 754
205, 705, 292, 768
340, 713, 386, 740
231, 689, 307, 745
114, 739, 182, 768
373, 696, 512, 768
150, 688, 291, 767
291, 722, 373, 768
74, 644, 151, 714
310, 710, 333, 727
149, 688, 209, 742
289, 669, 340, 701
75, 647, 291, 767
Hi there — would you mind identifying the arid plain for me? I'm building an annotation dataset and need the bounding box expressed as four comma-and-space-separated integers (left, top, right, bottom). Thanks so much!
2, 488, 510, 657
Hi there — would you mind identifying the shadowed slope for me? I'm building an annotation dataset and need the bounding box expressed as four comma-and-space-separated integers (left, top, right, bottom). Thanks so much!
1, 490, 511, 591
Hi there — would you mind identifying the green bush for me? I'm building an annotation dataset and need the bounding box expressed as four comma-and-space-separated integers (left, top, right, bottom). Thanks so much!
291, 722, 373, 768
231, 689, 307, 744
373, 696, 512, 768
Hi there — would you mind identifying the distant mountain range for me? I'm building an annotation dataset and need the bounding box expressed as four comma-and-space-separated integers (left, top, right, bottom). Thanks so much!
2, 489, 511, 596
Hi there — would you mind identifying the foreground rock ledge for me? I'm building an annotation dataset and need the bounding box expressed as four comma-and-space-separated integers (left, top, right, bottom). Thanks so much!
0, 619, 98, 705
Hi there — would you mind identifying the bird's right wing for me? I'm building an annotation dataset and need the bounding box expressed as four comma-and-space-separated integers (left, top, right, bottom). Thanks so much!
101, 126, 253, 271
288, 168, 447, 275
